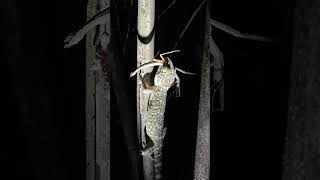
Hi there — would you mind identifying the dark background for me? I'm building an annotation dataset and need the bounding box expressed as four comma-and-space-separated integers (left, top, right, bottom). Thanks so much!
211, 0, 293, 180
3, 0, 293, 180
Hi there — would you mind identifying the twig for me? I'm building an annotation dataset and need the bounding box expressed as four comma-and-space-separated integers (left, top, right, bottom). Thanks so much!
64, 7, 110, 48
172, 0, 206, 50
210, 19, 274, 42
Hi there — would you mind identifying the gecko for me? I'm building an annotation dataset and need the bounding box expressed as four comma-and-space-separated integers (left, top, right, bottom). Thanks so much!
130, 50, 195, 180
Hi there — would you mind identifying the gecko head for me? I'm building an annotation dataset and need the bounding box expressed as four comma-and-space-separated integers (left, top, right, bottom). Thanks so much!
154, 57, 176, 88
162, 57, 174, 69
156, 57, 172, 76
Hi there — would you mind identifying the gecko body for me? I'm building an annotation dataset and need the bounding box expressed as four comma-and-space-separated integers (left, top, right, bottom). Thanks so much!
130, 50, 194, 180
143, 58, 177, 180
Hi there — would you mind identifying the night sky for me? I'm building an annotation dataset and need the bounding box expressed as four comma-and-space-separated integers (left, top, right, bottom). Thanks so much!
3, 0, 293, 179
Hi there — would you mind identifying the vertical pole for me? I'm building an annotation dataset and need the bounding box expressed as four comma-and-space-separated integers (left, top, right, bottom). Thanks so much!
137, 0, 155, 179
95, 2, 110, 180
86, 1, 98, 179
194, 0, 211, 179
282, 0, 320, 179
86, 0, 110, 179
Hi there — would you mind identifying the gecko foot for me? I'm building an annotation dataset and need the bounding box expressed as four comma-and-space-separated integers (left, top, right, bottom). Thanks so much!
140, 142, 155, 160
140, 150, 154, 160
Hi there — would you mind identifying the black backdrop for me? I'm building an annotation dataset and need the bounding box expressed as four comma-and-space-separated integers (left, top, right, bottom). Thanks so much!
3, 0, 293, 179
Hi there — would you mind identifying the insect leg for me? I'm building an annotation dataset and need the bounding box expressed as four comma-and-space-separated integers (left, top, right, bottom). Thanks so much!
130, 61, 163, 77
175, 67, 196, 75
159, 50, 180, 61
174, 71, 181, 97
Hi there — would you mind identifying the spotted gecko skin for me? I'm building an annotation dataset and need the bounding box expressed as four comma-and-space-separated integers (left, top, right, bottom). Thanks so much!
143, 60, 177, 180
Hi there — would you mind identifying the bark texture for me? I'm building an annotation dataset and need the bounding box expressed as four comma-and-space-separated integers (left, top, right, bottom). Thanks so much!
194, 1, 211, 179
85, 1, 98, 179
85, 0, 110, 179
282, 0, 320, 180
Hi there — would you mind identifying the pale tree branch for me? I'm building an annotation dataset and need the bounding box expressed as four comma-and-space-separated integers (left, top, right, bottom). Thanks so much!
210, 19, 274, 42
64, 7, 110, 48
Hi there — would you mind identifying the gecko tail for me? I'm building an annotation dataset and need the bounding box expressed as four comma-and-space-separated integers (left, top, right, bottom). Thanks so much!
154, 146, 163, 180
141, 145, 163, 179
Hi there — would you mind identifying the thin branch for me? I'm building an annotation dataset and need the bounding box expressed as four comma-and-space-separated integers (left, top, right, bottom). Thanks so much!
210, 19, 274, 42
172, 0, 206, 50
157, 0, 176, 21
64, 7, 110, 48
